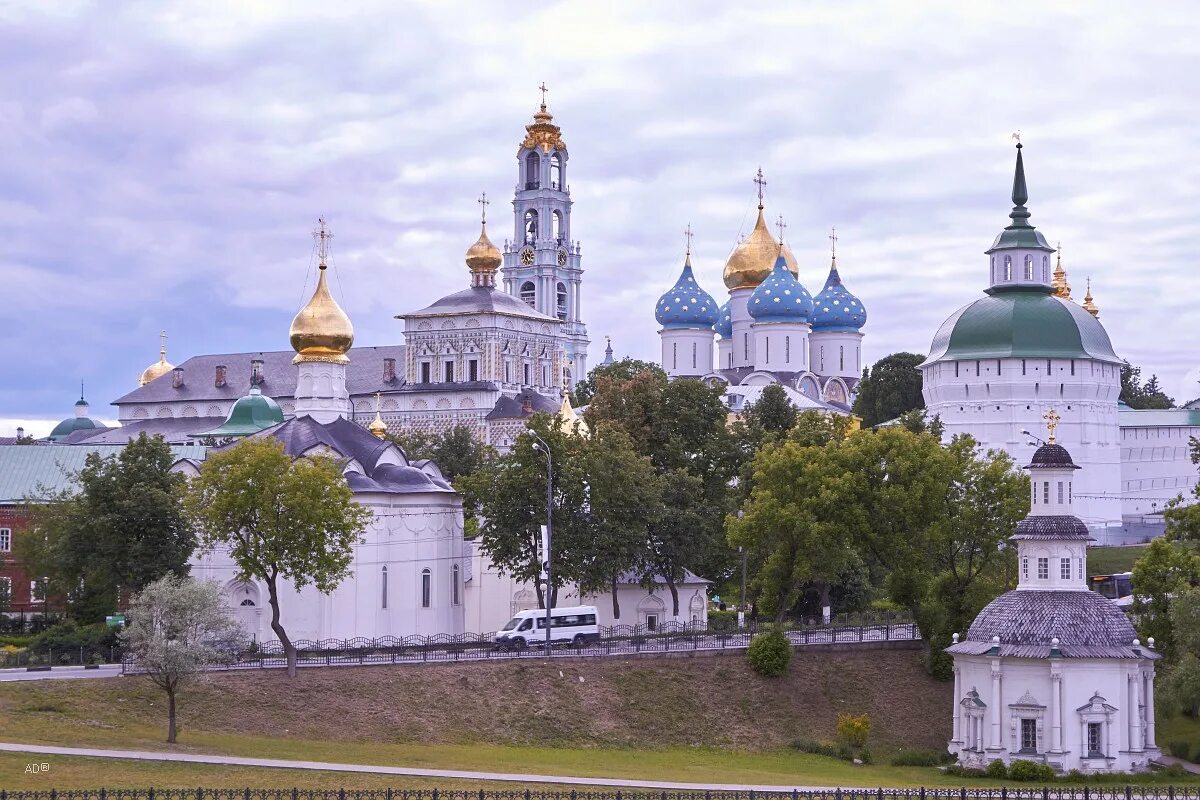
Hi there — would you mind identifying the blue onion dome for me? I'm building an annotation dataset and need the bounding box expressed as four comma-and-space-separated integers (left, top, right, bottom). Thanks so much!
812, 261, 867, 331
654, 255, 719, 330
715, 300, 733, 339
748, 255, 814, 323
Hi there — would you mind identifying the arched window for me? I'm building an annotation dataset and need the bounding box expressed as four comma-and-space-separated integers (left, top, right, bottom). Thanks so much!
381, 565, 388, 609
524, 210, 538, 244
520, 281, 536, 307
451, 564, 460, 606
525, 152, 540, 189
1042, 255, 1049, 282
1024, 255, 1034, 280
550, 153, 562, 189
552, 210, 562, 243
1004, 255, 1012, 281
692, 341, 697, 369
785, 336, 791, 363
556, 282, 567, 320
421, 568, 431, 608
672, 341, 677, 370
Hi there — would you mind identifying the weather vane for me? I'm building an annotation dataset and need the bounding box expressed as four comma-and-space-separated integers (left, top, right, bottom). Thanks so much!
684, 223, 694, 255
1044, 408, 1061, 445
478, 192, 489, 224
753, 167, 767, 208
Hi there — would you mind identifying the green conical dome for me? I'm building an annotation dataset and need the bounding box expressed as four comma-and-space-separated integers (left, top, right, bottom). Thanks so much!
195, 386, 284, 439
48, 393, 98, 441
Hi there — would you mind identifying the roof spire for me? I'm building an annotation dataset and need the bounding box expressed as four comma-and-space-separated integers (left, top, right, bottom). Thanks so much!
1051, 241, 1072, 299
1082, 277, 1100, 318
159, 329, 168, 359
753, 167, 766, 210
829, 226, 838, 267
684, 223, 694, 265
775, 214, 786, 246
1008, 137, 1031, 228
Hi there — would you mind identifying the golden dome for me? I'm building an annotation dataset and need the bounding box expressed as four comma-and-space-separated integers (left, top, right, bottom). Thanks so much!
368, 410, 388, 439
1051, 243, 1071, 299
1082, 278, 1099, 318
722, 206, 799, 290
521, 103, 566, 154
290, 265, 354, 364
465, 221, 502, 275
138, 330, 174, 386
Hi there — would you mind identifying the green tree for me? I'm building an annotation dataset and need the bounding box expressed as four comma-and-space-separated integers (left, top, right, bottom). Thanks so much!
742, 383, 797, 441
852, 352, 926, 427
1160, 588, 1200, 718
1131, 537, 1200, 661
185, 438, 371, 677
1120, 362, 1174, 409
571, 357, 666, 406
19, 434, 193, 623
120, 574, 241, 743
388, 424, 494, 485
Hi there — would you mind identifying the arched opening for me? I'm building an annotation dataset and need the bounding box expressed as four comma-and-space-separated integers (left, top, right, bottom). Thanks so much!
552, 210, 562, 243
520, 281, 536, 307
451, 564, 460, 606
1004, 255, 1012, 281
1024, 255, 1034, 280
525, 152, 540, 189
524, 210, 538, 244
1042, 255, 1049, 282
550, 153, 562, 189
381, 565, 388, 609
421, 568, 431, 609
556, 282, 568, 320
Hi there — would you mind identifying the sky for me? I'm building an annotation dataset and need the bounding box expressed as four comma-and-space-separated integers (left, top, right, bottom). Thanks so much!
3, 1, 1199, 437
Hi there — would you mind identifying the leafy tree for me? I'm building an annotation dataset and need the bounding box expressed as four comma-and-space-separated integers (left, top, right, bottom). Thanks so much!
120, 574, 241, 743
742, 383, 797, 441
388, 424, 494, 485
185, 438, 371, 677
1160, 588, 1200, 718
852, 352, 926, 427
1131, 537, 1200, 660
570, 357, 666, 406
19, 434, 193, 623
745, 626, 791, 676
788, 409, 853, 448
896, 408, 945, 439
1120, 362, 1174, 409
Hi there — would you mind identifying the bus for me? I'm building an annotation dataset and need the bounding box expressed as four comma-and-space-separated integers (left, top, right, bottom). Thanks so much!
1090, 572, 1134, 610
493, 605, 600, 650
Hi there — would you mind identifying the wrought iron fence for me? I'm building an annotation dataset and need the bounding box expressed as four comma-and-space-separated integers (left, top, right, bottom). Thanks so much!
0, 644, 121, 669
1, 788, 1198, 800
121, 617, 919, 674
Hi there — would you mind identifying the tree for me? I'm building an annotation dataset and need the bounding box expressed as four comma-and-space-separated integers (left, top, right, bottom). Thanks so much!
19, 434, 193, 623
388, 424, 495, 486
1120, 362, 1174, 409
570, 357, 666, 406
852, 352, 926, 427
120, 574, 241, 743
742, 384, 797, 441
185, 438, 371, 677
1131, 537, 1200, 660
1160, 588, 1200, 718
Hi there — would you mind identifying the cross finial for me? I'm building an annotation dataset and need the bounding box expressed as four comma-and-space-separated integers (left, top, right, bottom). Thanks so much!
775, 214, 787, 245
1012, 130, 1021, 145
159, 329, 168, 358
313, 217, 333, 269
1043, 408, 1061, 445
684, 223, 694, 256
538, 82, 548, 107
753, 167, 767, 209
829, 227, 838, 262
374, 390, 382, 411
478, 192, 489, 225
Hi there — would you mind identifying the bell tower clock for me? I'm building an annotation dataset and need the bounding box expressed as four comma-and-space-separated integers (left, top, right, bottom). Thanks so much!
501, 85, 590, 386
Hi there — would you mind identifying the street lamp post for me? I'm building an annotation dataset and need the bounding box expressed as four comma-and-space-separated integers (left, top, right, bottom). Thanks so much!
529, 431, 553, 658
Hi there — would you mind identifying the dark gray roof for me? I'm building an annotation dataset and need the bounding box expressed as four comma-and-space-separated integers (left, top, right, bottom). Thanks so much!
403, 287, 558, 321
76, 417, 224, 444
947, 640, 1159, 660
242, 415, 454, 495
485, 388, 560, 420
965, 589, 1139, 650
615, 568, 710, 585
1011, 515, 1093, 541
113, 345, 406, 407
1026, 443, 1080, 469
59, 426, 113, 444
400, 380, 498, 393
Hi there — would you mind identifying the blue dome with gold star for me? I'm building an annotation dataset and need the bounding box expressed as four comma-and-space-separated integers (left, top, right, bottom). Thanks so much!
715, 300, 733, 339
655, 257, 719, 330
812, 264, 866, 331
748, 255, 813, 323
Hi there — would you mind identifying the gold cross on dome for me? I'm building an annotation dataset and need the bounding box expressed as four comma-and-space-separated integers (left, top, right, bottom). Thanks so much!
159, 329, 168, 358
775, 214, 787, 245
538, 82, 548, 106
753, 167, 767, 207
313, 217, 333, 268
829, 227, 838, 259
1044, 408, 1061, 444
478, 192, 489, 224
374, 391, 382, 411
684, 223, 694, 255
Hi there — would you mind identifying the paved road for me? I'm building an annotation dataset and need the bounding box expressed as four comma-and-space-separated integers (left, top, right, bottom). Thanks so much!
0, 665, 122, 682
0, 742, 867, 791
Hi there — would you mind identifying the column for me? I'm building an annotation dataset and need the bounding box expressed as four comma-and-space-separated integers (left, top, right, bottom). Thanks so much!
1131, 670, 1143, 750
1144, 670, 1157, 748
990, 665, 1003, 749
1049, 672, 1061, 752
1126, 673, 1137, 750
952, 667, 962, 743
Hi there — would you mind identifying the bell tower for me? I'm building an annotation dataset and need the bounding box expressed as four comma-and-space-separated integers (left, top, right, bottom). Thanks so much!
501, 85, 589, 386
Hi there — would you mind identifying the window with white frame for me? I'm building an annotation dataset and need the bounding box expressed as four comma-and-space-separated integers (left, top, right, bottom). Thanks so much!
1020, 718, 1038, 751
1087, 722, 1103, 757
1060, 558, 1071, 580
0, 527, 10, 552
1037, 557, 1049, 580
1022, 557, 1029, 580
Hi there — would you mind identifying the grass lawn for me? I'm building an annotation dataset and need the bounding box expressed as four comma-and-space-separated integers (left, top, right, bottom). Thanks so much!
1159, 713, 1200, 761
1087, 545, 1149, 576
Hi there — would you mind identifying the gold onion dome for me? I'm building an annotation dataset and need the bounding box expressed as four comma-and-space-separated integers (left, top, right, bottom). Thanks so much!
723, 205, 799, 290
465, 221, 502, 275
290, 219, 354, 365
368, 410, 388, 439
1082, 278, 1099, 318
138, 331, 174, 386
1051, 243, 1071, 299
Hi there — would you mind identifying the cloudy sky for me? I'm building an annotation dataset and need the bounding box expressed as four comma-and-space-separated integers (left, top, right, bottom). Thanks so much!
4, 1, 1199, 436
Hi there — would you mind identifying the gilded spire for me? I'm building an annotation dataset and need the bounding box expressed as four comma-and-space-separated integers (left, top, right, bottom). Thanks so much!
722, 169, 798, 290
138, 329, 175, 386
521, 83, 565, 153
1082, 277, 1099, 318
1044, 408, 1061, 445
1051, 242, 1071, 299
466, 193, 502, 286
289, 218, 354, 365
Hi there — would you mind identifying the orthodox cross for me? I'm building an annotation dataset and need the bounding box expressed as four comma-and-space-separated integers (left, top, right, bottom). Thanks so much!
539, 82, 548, 106
775, 214, 787, 245
754, 167, 767, 208
1044, 408, 1061, 445
374, 391, 382, 413
478, 192, 489, 224
1012, 130, 1021, 143
684, 223, 694, 255
313, 217, 333, 268
829, 227, 838, 261
159, 329, 168, 358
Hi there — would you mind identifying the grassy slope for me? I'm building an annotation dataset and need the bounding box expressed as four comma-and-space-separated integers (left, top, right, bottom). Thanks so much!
1087, 545, 1149, 576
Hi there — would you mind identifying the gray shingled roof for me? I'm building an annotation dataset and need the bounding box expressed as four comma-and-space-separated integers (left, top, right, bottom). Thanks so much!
965, 589, 1139, 650
1026, 443, 1080, 469
485, 388, 560, 420
403, 286, 559, 321
75, 417, 225, 444
1011, 515, 1093, 541
113, 345, 406, 407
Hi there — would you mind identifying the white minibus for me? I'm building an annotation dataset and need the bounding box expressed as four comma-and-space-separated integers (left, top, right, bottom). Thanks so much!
493, 605, 600, 650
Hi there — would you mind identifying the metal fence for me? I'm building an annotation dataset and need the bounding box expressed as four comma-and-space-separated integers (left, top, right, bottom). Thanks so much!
1, 788, 1198, 800
121, 618, 919, 674
0, 645, 121, 669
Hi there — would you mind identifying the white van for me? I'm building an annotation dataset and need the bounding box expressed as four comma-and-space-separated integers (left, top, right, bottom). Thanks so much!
493, 605, 600, 650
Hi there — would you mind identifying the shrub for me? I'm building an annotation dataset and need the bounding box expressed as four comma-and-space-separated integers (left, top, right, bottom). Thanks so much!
790, 739, 852, 761
857, 745, 872, 765
890, 750, 951, 767
746, 627, 791, 677
707, 610, 739, 632
1007, 759, 1057, 781
1166, 740, 1191, 758
836, 712, 871, 749
30, 620, 118, 652
984, 759, 1008, 778
943, 765, 987, 778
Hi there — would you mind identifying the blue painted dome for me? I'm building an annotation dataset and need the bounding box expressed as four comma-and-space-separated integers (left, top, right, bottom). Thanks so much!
715, 300, 733, 339
748, 255, 813, 323
811, 264, 867, 331
654, 257, 719, 330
